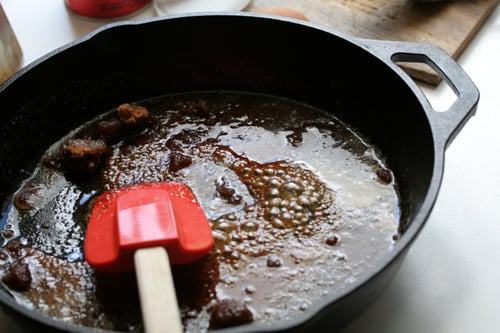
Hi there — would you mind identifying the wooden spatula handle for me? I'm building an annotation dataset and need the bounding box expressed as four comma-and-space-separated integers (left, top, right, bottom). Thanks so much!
134, 246, 183, 333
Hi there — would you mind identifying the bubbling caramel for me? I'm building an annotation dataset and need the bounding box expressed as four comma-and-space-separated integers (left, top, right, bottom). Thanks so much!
1, 91, 400, 332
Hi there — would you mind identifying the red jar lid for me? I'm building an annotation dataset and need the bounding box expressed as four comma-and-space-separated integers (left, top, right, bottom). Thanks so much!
65, 0, 151, 19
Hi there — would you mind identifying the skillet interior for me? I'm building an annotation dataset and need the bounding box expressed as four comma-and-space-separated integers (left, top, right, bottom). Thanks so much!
0, 14, 435, 332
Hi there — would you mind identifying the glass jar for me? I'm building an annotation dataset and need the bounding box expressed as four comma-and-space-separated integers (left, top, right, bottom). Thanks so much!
0, 3, 22, 84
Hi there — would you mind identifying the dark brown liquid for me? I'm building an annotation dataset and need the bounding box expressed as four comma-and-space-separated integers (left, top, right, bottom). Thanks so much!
1, 91, 400, 332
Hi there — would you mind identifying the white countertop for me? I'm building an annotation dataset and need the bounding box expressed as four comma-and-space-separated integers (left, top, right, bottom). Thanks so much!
1, 0, 500, 332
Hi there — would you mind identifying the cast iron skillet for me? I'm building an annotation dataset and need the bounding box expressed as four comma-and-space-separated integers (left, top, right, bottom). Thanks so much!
0, 12, 479, 333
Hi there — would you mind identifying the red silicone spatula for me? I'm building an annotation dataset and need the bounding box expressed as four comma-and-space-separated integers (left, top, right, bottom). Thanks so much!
85, 182, 214, 333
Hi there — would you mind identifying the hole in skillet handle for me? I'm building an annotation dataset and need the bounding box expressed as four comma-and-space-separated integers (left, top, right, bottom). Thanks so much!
395, 61, 457, 112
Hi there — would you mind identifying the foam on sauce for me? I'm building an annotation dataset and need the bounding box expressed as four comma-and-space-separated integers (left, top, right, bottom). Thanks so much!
1, 91, 400, 332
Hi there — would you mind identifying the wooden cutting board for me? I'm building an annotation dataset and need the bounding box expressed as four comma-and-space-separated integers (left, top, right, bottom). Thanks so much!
247, 0, 499, 84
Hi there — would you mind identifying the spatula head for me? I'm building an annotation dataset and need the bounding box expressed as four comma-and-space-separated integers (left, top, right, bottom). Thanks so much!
85, 182, 214, 272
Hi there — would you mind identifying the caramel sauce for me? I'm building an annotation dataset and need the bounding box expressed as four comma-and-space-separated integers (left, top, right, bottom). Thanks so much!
1, 91, 400, 332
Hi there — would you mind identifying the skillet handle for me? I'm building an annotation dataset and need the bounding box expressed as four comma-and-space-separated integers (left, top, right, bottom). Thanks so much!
360, 40, 480, 149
